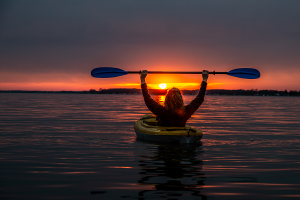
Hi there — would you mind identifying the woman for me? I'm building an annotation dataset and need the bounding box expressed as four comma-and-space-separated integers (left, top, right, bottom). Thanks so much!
140, 70, 209, 127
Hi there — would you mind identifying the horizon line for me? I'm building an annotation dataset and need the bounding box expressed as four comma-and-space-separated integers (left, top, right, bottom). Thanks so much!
0, 88, 298, 92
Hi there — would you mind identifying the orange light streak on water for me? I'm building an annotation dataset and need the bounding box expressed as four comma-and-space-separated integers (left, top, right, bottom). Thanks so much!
156, 95, 166, 106
102, 183, 154, 190
107, 166, 133, 169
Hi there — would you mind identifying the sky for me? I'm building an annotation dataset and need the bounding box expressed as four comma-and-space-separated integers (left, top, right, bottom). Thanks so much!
0, 0, 299, 91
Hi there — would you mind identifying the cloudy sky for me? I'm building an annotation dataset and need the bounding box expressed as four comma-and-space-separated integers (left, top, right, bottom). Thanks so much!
0, 0, 299, 91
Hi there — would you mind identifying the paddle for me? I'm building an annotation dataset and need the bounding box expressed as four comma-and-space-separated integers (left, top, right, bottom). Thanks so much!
91, 67, 260, 79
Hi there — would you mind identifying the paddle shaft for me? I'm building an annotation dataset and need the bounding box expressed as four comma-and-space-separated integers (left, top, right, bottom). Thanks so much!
127, 71, 227, 75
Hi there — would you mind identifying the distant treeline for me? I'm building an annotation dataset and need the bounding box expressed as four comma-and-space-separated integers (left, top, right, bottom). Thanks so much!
1, 89, 299, 96
201, 89, 299, 96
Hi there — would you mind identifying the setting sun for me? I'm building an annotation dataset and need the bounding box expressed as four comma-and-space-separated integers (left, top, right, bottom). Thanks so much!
159, 83, 167, 89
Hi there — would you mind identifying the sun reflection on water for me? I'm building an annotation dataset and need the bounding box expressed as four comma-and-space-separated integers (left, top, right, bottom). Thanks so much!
154, 95, 166, 106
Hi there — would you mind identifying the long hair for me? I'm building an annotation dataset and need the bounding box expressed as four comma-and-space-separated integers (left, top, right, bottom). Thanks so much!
164, 87, 185, 116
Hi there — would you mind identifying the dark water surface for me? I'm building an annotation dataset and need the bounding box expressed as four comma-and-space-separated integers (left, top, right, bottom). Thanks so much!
1, 93, 300, 200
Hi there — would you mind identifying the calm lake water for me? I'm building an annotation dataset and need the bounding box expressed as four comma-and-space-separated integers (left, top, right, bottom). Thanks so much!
0, 93, 300, 200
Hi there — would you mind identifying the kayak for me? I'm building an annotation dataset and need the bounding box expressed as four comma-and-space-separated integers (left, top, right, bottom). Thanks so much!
134, 115, 203, 143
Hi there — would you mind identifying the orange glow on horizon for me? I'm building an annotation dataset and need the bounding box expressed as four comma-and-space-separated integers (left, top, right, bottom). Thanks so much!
1, 68, 299, 91
0, 81, 109, 91
114, 83, 140, 87
0, 81, 224, 91
114, 82, 224, 90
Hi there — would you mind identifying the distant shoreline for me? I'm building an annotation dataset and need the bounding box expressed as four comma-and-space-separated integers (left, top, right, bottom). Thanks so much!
1, 89, 299, 96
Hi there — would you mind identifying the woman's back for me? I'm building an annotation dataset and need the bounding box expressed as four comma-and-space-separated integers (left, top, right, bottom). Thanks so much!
140, 70, 209, 127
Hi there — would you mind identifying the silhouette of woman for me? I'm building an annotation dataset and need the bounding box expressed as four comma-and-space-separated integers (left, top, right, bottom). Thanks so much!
140, 70, 208, 127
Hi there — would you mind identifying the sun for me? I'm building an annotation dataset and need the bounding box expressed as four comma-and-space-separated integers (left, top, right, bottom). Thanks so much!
159, 83, 167, 89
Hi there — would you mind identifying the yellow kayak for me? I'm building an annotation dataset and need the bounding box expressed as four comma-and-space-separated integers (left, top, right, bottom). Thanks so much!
134, 115, 203, 143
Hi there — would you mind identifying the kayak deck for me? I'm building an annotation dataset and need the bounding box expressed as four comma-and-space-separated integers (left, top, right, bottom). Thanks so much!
134, 115, 203, 143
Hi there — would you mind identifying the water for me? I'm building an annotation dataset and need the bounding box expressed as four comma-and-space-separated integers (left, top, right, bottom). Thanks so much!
0, 93, 300, 200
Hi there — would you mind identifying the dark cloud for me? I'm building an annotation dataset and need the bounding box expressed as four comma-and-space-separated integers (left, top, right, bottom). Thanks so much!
2, 0, 300, 43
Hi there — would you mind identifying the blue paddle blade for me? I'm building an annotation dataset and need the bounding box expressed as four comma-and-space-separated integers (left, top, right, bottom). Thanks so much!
91, 67, 128, 78
227, 68, 260, 79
